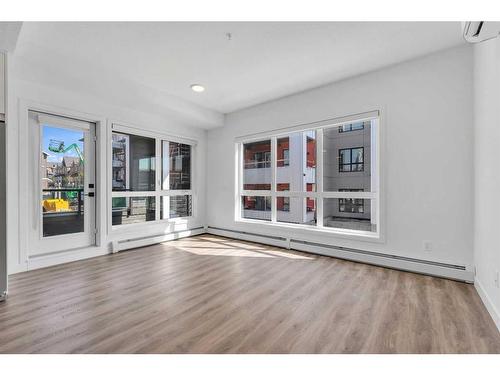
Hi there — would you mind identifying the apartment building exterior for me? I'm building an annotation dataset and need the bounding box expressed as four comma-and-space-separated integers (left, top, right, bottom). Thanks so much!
243, 131, 317, 224
242, 121, 375, 230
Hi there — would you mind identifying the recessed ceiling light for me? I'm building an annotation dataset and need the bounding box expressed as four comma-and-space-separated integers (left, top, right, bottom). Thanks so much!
191, 84, 205, 93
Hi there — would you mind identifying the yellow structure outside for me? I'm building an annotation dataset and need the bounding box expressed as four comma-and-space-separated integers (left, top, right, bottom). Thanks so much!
43, 199, 70, 212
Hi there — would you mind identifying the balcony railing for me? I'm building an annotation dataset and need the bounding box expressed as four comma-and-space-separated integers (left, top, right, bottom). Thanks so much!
244, 160, 271, 169
244, 159, 315, 169
41, 188, 84, 237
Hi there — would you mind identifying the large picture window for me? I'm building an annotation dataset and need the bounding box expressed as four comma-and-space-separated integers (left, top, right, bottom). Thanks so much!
111, 127, 195, 227
237, 112, 379, 236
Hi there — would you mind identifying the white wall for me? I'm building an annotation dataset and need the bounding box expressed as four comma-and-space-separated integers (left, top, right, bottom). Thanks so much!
6, 53, 208, 274
207, 45, 474, 268
473, 37, 500, 330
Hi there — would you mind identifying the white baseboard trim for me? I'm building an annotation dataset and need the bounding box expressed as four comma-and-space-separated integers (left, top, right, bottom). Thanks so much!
112, 227, 206, 252
7, 263, 28, 275
15, 225, 476, 285
475, 277, 500, 333
23, 228, 206, 272
28, 246, 111, 271
207, 227, 474, 283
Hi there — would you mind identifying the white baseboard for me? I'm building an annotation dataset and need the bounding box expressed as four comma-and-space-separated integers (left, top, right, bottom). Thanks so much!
112, 227, 206, 252
7, 262, 28, 275
28, 246, 111, 271
14, 225, 477, 286
207, 227, 474, 282
23, 228, 206, 272
475, 277, 500, 333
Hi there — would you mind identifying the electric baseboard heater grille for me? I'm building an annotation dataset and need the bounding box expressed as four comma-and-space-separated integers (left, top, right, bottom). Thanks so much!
112, 227, 205, 253
290, 239, 466, 270
207, 226, 473, 282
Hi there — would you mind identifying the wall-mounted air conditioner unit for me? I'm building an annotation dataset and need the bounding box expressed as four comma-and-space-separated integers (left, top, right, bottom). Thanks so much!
463, 22, 500, 43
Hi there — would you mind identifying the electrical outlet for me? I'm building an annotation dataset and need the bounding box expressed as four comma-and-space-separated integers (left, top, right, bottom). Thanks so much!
494, 270, 499, 288
423, 241, 432, 252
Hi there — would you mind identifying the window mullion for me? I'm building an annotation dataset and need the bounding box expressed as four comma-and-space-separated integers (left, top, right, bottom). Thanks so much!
164, 140, 170, 190
271, 136, 277, 223
155, 137, 161, 221
158, 189, 193, 196
316, 128, 324, 227
236, 142, 243, 221
190, 142, 195, 218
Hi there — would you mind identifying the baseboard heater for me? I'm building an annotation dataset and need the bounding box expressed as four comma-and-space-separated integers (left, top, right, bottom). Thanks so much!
112, 227, 205, 253
207, 226, 474, 282
207, 226, 288, 248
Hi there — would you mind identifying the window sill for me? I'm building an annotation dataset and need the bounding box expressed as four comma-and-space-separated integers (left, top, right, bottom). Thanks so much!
235, 218, 383, 243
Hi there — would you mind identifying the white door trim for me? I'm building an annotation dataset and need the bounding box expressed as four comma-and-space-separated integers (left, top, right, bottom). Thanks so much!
29, 110, 95, 254
17, 99, 107, 263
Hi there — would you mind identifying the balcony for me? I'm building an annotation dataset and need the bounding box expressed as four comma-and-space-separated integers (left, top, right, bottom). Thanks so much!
244, 162, 316, 185
42, 188, 84, 237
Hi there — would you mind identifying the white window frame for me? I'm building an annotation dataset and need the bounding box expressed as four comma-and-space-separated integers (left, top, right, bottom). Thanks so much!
110, 122, 196, 231
235, 110, 381, 239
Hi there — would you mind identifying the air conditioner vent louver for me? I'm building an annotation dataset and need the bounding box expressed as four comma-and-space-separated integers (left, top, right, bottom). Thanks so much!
464, 21, 500, 43
471, 22, 484, 37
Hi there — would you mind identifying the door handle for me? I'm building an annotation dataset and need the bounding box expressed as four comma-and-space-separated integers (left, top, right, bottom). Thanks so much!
84, 192, 95, 197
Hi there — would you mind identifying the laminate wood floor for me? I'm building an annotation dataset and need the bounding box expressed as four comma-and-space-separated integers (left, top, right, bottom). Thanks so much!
1, 234, 499, 354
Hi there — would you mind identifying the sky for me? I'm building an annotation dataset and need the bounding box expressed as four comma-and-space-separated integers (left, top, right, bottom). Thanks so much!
42, 125, 84, 163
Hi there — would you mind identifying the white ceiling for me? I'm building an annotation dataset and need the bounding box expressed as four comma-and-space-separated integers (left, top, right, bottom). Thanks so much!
12, 22, 465, 127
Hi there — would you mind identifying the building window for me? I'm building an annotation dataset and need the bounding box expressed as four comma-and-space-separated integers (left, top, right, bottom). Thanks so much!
283, 149, 290, 166
306, 136, 316, 168
242, 196, 271, 221
244, 140, 271, 170
339, 147, 364, 172
277, 137, 289, 167
260, 152, 271, 168
338, 121, 366, 133
243, 140, 271, 190
338, 197, 364, 213
162, 195, 192, 219
277, 183, 290, 212
237, 113, 379, 236
111, 128, 195, 226
338, 189, 364, 214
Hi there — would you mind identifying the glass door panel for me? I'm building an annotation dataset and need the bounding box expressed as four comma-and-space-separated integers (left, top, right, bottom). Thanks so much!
29, 110, 96, 255
41, 125, 86, 237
